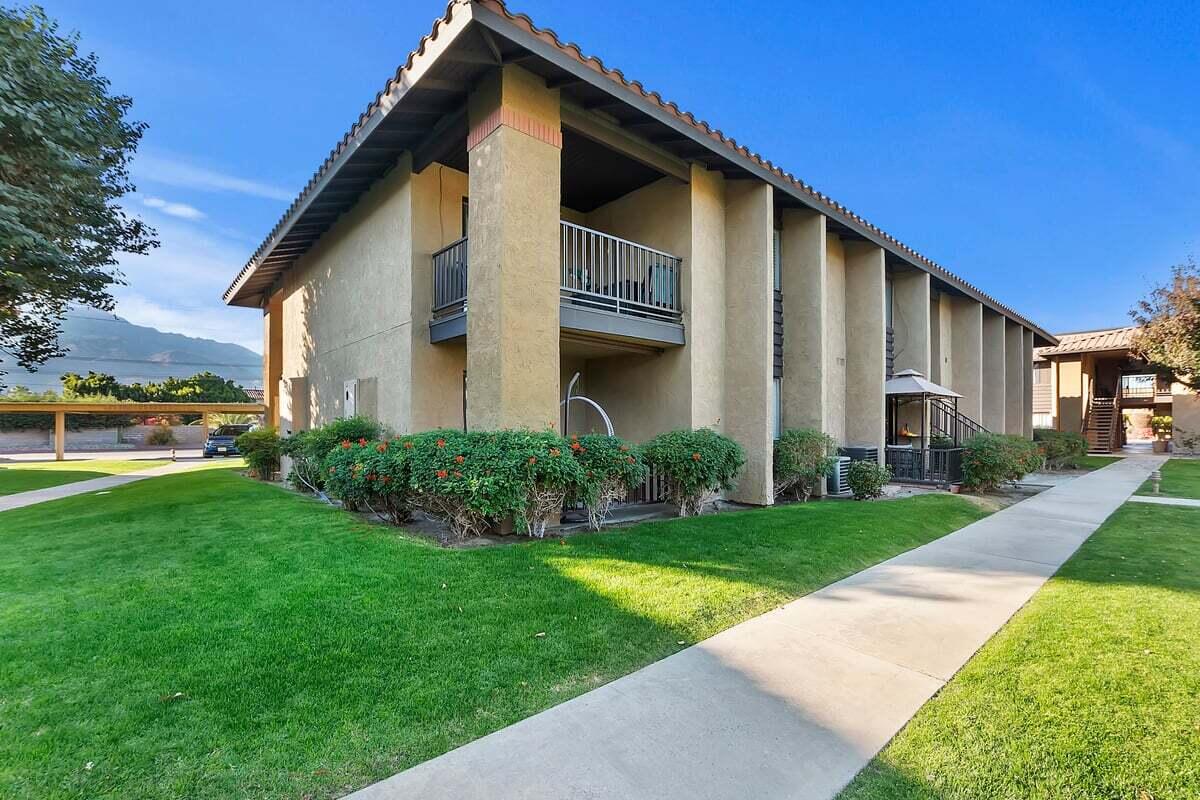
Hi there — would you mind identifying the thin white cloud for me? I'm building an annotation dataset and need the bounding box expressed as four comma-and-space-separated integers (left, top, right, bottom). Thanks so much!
134, 152, 294, 202
143, 196, 206, 220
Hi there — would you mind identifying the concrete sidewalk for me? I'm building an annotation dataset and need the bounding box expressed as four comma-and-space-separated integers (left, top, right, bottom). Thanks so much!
1128, 494, 1200, 508
346, 455, 1165, 800
0, 460, 209, 513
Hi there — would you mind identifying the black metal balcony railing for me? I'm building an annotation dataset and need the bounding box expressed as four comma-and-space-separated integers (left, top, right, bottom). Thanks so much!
886, 446, 964, 485
432, 236, 468, 318
431, 222, 684, 326
559, 221, 682, 324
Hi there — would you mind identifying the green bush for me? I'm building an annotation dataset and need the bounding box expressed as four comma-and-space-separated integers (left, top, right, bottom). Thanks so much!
961, 432, 1043, 492
407, 429, 588, 542
643, 428, 745, 516
324, 438, 414, 524
1033, 428, 1088, 470
281, 416, 385, 494
235, 427, 281, 480
1151, 415, 1173, 439
773, 428, 837, 502
929, 433, 955, 449
145, 425, 175, 446
847, 460, 891, 500
569, 433, 648, 529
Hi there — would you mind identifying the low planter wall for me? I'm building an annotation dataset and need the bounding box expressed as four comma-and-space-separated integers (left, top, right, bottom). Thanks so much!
0, 424, 205, 453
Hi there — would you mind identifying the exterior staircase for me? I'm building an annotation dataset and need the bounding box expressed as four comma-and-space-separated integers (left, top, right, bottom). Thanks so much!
1082, 396, 1119, 454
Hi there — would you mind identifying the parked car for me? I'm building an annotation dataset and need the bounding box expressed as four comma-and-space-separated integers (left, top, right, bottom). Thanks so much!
203, 424, 253, 458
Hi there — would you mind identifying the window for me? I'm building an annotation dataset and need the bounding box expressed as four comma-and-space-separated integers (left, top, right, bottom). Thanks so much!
773, 377, 782, 439
772, 229, 782, 291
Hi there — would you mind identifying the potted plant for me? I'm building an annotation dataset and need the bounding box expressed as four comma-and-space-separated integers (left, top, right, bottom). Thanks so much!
1150, 415, 1173, 453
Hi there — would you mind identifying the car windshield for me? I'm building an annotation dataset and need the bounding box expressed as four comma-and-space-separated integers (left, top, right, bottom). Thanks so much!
213, 425, 250, 436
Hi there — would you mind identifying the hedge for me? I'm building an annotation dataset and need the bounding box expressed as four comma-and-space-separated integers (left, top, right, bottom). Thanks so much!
961, 432, 1044, 492
643, 428, 744, 516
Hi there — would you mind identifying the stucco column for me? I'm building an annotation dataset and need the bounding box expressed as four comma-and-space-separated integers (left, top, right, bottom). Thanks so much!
1004, 320, 1024, 435
949, 297, 983, 423
688, 164, 727, 430
263, 291, 283, 429
981, 310, 1006, 431
891, 270, 931, 376
723, 180, 774, 505
1023, 328, 1035, 438
780, 209, 826, 432
465, 65, 562, 431
843, 242, 887, 459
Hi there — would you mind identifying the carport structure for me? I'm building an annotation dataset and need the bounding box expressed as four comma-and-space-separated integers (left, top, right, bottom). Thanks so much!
0, 402, 266, 461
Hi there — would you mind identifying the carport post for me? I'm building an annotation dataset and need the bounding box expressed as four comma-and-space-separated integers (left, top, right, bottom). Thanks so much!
54, 410, 65, 461
202, 411, 210, 438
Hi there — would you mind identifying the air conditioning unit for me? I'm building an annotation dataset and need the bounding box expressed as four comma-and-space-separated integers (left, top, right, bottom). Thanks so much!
827, 456, 852, 496
839, 446, 879, 464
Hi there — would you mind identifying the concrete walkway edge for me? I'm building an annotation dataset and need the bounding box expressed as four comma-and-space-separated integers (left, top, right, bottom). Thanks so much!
345, 455, 1166, 800
0, 460, 210, 513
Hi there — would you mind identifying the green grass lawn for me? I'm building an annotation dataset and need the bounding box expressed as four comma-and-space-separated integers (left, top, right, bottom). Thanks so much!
1137, 458, 1200, 499
0, 467, 986, 800
1069, 454, 1122, 471
0, 459, 168, 496
839, 501, 1200, 800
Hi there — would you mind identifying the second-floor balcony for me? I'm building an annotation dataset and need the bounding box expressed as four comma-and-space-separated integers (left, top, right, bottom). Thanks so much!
430, 221, 684, 347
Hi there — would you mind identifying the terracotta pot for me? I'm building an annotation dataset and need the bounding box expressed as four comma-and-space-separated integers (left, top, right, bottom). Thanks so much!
1152, 440, 1169, 454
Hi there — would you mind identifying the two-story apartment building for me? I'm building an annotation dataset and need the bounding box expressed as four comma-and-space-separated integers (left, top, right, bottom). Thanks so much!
223, 0, 1055, 504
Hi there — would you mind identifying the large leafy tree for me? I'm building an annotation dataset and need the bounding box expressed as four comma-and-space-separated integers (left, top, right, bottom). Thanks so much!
0, 5, 156, 387
62, 371, 253, 403
1130, 255, 1200, 390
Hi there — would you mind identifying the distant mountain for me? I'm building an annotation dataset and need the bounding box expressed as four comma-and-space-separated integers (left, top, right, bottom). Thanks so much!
4, 311, 262, 392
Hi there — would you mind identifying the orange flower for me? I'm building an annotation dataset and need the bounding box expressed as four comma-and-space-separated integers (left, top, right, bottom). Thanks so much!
340, 440, 352, 449
436, 438, 446, 448
454, 455, 465, 464
570, 442, 582, 451
358, 438, 368, 446
436, 469, 449, 479
627, 456, 636, 464
528, 456, 538, 465
453, 470, 462, 478
366, 473, 376, 481
376, 442, 388, 453
381, 475, 391, 484
549, 448, 561, 457
692, 452, 702, 461
403, 441, 414, 449
619, 445, 629, 452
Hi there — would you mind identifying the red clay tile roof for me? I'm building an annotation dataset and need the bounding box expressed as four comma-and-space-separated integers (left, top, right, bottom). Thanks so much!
1035, 326, 1135, 358
224, 0, 1054, 343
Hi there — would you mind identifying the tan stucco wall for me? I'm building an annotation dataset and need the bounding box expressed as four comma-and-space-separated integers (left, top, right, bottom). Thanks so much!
1055, 356, 1084, 433
780, 209, 827, 432
723, 179, 774, 504
1022, 328, 1034, 438
465, 65, 562, 431
410, 162, 469, 432
949, 296, 983, 422
279, 159, 415, 432
930, 292, 953, 386
981, 309, 1006, 431
824, 235, 848, 444
843, 242, 887, 456
892, 270, 931, 376
1004, 320, 1024, 435
685, 165, 727, 431
577, 174, 695, 443
1173, 393, 1200, 453
263, 291, 283, 428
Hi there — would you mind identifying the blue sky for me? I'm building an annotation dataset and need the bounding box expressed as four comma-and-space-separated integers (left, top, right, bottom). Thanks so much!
44, 0, 1199, 352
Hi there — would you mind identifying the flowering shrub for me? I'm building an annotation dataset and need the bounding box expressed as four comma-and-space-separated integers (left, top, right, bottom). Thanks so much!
324, 437, 414, 524
772, 428, 837, 502
281, 416, 384, 495
569, 433, 648, 529
407, 429, 587, 541
643, 428, 745, 516
847, 460, 890, 500
962, 433, 1044, 492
